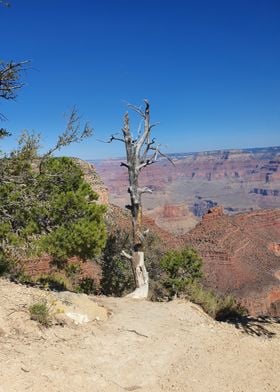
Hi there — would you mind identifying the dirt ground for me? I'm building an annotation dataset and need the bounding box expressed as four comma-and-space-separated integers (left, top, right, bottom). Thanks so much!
0, 278, 280, 392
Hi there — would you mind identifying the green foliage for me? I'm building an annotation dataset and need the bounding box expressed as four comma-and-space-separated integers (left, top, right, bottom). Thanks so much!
0, 128, 10, 139
185, 281, 247, 320
65, 262, 81, 278
100, 231, 134, 296
0, 138, 107, 276
160, 247, 203, 296
144, 232, 166, 281
77, 277, 98, 295
0, 133, 41, 259
41, 218, 106, 262
154, 247, 245, 320
0, 254, 10, 276
0, 60, 26, 101
36, 157, 107, 262
29, 301, 52, 327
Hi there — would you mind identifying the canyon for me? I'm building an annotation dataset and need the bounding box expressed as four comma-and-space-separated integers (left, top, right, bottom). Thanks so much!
21, 150, 280, 317
92, 147, 280, 315
184, 207, 280, 316
93, 146, 280, 234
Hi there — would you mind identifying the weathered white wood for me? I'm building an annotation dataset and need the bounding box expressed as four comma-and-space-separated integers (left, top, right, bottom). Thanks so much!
126, 251, 149, 299
121, 250, 132, 260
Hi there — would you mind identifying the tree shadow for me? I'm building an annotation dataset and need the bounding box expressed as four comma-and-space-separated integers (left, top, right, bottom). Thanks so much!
224, 315, 280, 338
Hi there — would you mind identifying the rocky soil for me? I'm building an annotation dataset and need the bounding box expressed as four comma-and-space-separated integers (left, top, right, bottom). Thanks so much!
1, 278, 280, 392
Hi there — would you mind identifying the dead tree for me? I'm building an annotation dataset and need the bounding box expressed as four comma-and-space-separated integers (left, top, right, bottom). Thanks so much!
0, 60, 29, 136
109, 100, 171, 298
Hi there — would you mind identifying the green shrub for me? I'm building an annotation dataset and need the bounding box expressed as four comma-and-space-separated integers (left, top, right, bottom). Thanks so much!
0, 155, 107, 271
29, 301, 52, 327
144, 233, 166, 281
16, 272, 33, 285
154, 247, 246, 320
160, 247, 203, 297
77, 277, 98, 295
185, 281, 247, 320
35, 273, 70, 291
100, 231, 134, 296
215, 294, 247, 321
0, 254, 10, 276
65, 262, 81, 278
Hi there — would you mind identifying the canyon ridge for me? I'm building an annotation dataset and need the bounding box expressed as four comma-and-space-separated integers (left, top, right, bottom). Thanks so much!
93, 146, 280, 234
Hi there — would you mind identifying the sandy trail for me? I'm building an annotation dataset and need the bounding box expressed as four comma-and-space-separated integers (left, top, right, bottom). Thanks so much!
0, 279, 280, 392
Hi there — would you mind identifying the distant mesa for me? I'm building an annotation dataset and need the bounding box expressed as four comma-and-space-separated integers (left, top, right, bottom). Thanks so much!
93, 145, 280, 234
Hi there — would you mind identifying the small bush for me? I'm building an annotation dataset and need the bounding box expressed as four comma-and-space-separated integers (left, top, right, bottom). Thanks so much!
77, 277, 98, 295
185, 281, 247, 320
215, 294, 247, 321
29, 301, 52, 327
100, 232, 134, 296
0, 255, 10, 276
65, 262, 81, 278
154, 247, 246, 320
160, 247, 203, 297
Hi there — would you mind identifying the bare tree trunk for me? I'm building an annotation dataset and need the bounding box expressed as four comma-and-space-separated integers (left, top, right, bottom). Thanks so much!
109, 100, 172, 299
124, 111, 149, 298
127, 251, 149, 298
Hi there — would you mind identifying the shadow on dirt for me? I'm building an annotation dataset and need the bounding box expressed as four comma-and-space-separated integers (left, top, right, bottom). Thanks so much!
223, 315, 280, 338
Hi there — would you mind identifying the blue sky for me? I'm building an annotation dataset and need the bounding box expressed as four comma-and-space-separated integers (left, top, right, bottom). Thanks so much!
1, 0, 280, 159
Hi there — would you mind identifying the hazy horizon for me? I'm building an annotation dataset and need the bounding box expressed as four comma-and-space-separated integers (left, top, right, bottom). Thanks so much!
86, 144, 280, 162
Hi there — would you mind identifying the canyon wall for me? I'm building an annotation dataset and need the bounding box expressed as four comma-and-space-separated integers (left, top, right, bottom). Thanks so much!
20, 157, 280, 317
93, 146, 280, 233
184, 207, 280, 316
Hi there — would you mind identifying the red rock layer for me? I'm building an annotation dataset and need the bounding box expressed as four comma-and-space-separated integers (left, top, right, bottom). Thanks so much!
22, 255, 101, 286
94, 149, 280, 199
184, 208, 280, 316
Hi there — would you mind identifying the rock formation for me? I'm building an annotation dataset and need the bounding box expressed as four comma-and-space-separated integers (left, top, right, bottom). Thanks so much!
20, 157, 280, 317
184, 207, 280, 316
74, 158, 109, 205
94, 146, 280, 233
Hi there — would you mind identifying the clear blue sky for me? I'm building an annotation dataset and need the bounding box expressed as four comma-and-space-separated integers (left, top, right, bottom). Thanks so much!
1, 0, 280, 159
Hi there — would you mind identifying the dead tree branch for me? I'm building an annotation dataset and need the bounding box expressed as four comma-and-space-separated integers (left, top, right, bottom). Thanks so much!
39, 107, 92, 172
0, 60, 30, 121
0, 60, 30, 101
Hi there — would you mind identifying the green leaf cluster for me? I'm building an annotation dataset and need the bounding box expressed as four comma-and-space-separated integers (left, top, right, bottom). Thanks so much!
0, 141, 107, 271
29, 301, 52, 327
160, 247, 203, 295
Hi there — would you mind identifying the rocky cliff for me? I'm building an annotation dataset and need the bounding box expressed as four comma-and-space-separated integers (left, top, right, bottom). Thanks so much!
74, 158, 109, 205
184, 207, 280, 316
94, 146, 280, 233
21, 157, 280, 317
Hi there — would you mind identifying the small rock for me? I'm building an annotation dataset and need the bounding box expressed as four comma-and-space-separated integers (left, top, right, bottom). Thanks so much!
65, 312, 89, 325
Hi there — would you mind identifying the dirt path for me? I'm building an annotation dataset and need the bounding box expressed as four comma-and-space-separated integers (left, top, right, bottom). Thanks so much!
0, 279, 280, 392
